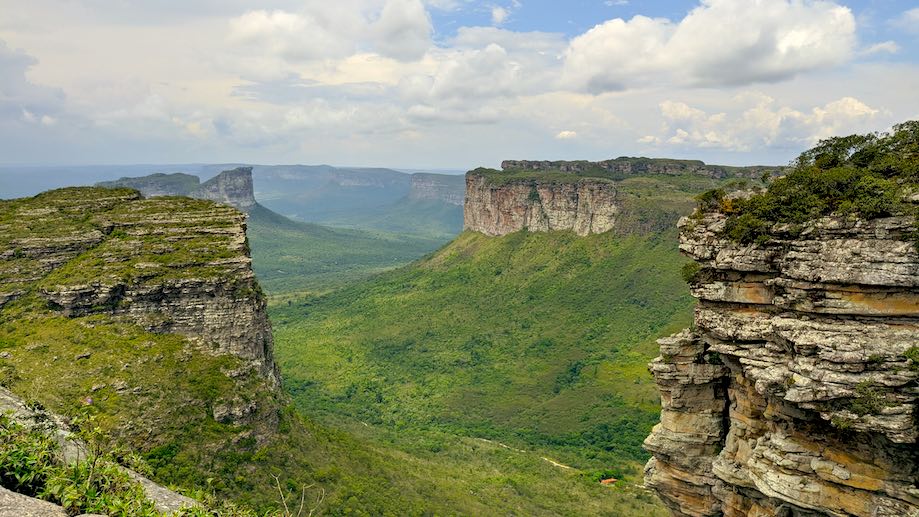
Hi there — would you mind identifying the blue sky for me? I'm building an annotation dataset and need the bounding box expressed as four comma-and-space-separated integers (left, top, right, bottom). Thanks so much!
1, 0, 918, 169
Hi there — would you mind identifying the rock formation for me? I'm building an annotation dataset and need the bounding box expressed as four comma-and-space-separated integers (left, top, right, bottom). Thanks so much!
191, 166, 258, 211
1, 187, 279, 385
501, 158, 783, 180
463, 171, 620, 236
409, 173, 465, 206
644, 211, 919, 516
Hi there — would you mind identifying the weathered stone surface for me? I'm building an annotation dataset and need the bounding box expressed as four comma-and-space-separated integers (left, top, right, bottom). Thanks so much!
645, 212, 919, 516
0, 487, 67, 517
463, 173, 620, 236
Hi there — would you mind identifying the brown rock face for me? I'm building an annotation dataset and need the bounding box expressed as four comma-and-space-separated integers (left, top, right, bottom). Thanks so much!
463, 173, 620, 236
645, 212, 919, 517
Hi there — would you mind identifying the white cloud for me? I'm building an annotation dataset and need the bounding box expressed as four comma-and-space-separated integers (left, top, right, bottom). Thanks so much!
894, 8, 919, 33
555, 130, 577, 139
565, 0, 856, 93
860, 41, 899, 56
372, 0, 433, 61
492, 7, 509, 25
228, 9, 356, 62
642, 94, 879, 152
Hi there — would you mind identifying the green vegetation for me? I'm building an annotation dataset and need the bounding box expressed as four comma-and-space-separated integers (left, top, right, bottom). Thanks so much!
906, 347, 919, 371
698, 121, 919, 243
246, 204, 446, 296
270, 229, 695, 515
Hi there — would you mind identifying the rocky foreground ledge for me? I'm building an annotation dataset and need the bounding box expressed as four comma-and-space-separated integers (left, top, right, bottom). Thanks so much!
644, 211, 919, 516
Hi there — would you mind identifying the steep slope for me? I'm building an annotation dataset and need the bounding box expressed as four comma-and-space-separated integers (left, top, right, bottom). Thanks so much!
644, 123, 919, 517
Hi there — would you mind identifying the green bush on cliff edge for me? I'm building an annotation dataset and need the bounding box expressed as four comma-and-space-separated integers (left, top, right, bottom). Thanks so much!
698, 121, 919, 244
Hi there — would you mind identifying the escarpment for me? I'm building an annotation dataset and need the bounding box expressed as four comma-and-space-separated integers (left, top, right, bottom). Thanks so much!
464, 170, 620, 236
1, 187, 279, 385
644, 211, 919, 516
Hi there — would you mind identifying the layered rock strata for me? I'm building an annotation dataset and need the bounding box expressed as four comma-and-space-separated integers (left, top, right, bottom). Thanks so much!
644, 212, 919, 516
1, 188, 279, 385
463, 172, 619, 236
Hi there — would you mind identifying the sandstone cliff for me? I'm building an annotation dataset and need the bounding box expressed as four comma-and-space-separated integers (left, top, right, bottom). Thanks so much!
1, 187, 279, 386
409, 173, 465, 206
501, 158, 782, 180
463, 171, 620, 236
643, 211, 919, 516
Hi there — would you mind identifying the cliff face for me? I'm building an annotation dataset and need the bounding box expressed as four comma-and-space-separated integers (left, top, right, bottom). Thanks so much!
409, 173, 465, 206
1, 187, 278, 386
501, 158, 783, 180
463, 172, 620, 236
192, 167, 257, 211
644, 212, 919, 516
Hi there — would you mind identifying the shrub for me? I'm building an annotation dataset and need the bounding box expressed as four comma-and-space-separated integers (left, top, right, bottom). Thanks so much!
680, 262, 702, 284
708, 121, 919, 243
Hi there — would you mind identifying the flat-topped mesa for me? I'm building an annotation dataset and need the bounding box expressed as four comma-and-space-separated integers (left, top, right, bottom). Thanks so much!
463, 170, 618, 236
191, 167, 257, 211
409, 173, 465, 206
644, 209, 919, 517
0, 187, 279, 387
500, 158, 783, 180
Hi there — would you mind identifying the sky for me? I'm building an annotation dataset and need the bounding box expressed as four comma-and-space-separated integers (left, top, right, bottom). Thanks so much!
1, 0, 918, 169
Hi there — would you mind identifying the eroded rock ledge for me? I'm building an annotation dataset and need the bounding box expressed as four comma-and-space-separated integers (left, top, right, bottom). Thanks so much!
463, 172, 620, 236
644, 212, 919, 517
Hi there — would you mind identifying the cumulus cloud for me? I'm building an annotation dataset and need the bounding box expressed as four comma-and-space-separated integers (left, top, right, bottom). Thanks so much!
228, 9, 357, 62
641, 93, 879, 152
565, 0, 856, 93
555, 130, 577, 139
372, 0, 433, 61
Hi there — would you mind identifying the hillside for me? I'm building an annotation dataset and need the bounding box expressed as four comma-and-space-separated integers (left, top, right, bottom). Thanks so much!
3, 187, 597, 515
246, 203, 446, 295
270, 228, 691, 515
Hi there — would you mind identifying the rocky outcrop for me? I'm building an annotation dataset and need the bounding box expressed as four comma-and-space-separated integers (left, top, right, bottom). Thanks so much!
191, 167, 257, 211
463, 172, 620, 236
644, 211, 919, 516
1, 188, 279, 385
501, 158, 783, 180
409, 173, 465, 206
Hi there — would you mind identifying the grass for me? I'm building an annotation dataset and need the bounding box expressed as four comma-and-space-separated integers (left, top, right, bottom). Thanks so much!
269, 229, 695, 515
246, 204, 448, 296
